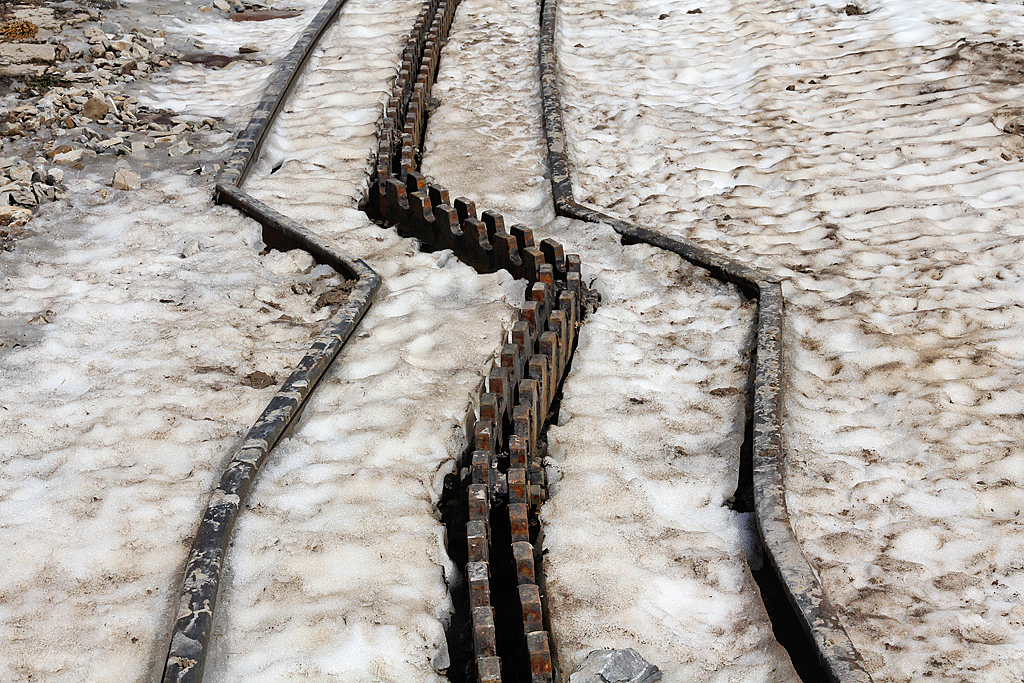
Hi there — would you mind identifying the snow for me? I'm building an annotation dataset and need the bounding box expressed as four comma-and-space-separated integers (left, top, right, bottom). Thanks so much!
539, 220, 795, 683
0, 165, 332, 683
242, 0, 425, 214
182, 1, 526, 681
421, 0, 552, 224
139, 1, 319, 121
555, 0, 1024, 680
4, 0, 1024, 681
422, 0, 796, 679
3, 1, 511, 681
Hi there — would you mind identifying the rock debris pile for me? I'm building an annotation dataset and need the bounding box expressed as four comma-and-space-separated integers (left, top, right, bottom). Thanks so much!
0, 0, 299, 248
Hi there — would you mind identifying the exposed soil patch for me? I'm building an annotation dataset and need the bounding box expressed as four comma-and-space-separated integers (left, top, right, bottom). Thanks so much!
230, 9, 302, 22
314, 280, 355, 309
243, 370, 276, 389
945, 39, 1024, 84
180, 51, 248, 69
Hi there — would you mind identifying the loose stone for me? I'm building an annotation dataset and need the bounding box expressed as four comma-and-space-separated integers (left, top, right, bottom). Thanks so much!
9, 188, 37, 206
569, 650, 663, 683
81, 96, 109, 120
0, 205, 32, 226
111, 168, 141, 191
53, 148, 84, 164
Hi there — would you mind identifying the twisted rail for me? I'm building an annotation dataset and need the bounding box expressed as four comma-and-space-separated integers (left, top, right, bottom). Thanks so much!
162, 0, 877, 680
162, 2, 382, 681
538, 0, 873, 681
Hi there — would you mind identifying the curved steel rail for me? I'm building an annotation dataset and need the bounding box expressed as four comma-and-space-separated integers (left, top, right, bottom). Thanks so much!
538, 0, 872, 681
162, 2, 382, 682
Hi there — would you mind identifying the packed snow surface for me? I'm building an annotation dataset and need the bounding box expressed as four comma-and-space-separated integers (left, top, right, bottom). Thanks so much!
556, 0, 1024, 680
421, 0, 553, 224
423, 0, 796, 679
182, 1, 524, 681
244, 0, 424, 215
6, 0, 1024, 681
0, 2, 330, 679
2, 1, 515, 681
203, 0, 527, 673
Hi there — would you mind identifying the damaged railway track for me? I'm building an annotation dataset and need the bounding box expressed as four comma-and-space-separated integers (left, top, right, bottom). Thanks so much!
161, 1, 874, 682
368, 6, 589, 682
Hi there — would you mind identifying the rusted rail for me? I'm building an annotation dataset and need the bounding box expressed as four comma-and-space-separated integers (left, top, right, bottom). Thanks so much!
369, 2, 588, 680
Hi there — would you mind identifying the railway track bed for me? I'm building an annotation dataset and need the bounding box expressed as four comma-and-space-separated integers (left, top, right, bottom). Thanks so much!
3, 1, 1024, 682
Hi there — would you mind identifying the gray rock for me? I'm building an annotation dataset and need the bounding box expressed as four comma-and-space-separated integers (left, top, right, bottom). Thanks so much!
11, 6, 60, 31
569, 650, 662, 683
0, 64, 44, 78
198, 161, 222, 175
181, 238, 202, 258
168, 139, 192, 157
101, 21, 122, 36
97, 136, 125, 149
64, 41, 89, 58
9, 188, 37, 207
8, 165, 32, 183
32, 183, 54, 203
0, 44, 58, 65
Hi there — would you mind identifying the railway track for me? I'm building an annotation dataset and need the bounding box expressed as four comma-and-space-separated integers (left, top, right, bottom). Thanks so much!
161, 1, 877, 681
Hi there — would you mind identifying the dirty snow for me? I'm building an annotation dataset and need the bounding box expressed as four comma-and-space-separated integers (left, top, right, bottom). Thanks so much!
242, 0, 424, 214
556, 0, 1024, 680
2, 1, 514, 682
201, 1, 526, 679
0, 144, 336, 683
422, 0, 797, 680
5, 0, 1024, 681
